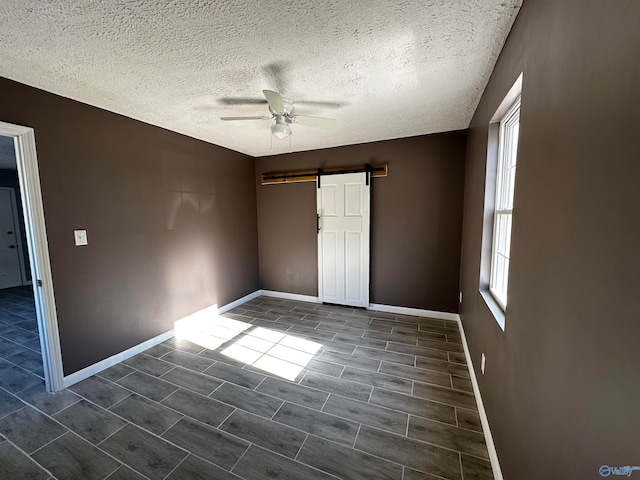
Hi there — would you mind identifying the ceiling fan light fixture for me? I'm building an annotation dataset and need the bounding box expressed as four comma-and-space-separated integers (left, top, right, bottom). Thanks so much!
221, 89, 336, 141
271, 118, 291, 139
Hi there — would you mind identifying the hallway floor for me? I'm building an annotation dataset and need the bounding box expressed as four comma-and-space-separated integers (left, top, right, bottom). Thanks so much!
0, 286, 43, 380
0, 296, 491, 480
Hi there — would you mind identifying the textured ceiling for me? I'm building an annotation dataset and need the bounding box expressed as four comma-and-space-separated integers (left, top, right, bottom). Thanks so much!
0, 1, 521, 157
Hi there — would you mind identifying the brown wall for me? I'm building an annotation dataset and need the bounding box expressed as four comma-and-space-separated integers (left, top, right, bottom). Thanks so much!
460, 1, 640, 479
256, 132, 467, 313
0, 78, 259, 375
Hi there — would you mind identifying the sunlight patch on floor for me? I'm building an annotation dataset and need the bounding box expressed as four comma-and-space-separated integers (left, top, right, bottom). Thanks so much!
221, 327, 322, 381
174, 307, 323, 381
174, 305, 251, 350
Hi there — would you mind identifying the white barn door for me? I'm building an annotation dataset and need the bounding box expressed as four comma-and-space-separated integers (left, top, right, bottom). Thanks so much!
317, 172, 370, 307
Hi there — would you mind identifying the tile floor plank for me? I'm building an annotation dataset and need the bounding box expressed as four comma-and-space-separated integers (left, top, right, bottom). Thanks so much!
300, 372, 372, 402
386, 343, 450, 361
71, 376, 132, 408
160, 366, 223, 396
322, 394, 408, 435
319, 350, 381, 372
379, 362, 451, 387
160, 350, 215, 372
0, 406, 66, 454
341, 366, 414, 394
355, 426, 462, 480
461, 453, 494, 480
54, 399, 127, 444
15, 382, 80, 416
32, 432, 120, 480
369, 388, 457, 425
115, 371, 178, 402
106, 465, 147, 480
161, 388, 234, 428
0, 441, 51, 480
353, 346, 415, 366
0, 387, 26, 418
256, 376, 329, 410
298, 435, 403, 480
412, 382, 478, 410
232, 445, 336, 480
161, 417, 248, 470
0, 366, 41, 393
100, 424, 188, 480
109, 394, 183, 435
273, 402, 359, 446
121, 354, 175, 377
210, 382, 283, 418
165, 454, 243, 480
408, 415, 489, 460
220, 409, 307, 457
97, 364, 136, 383
303, 359, 345, 377
456, 407, 483, 433
203, 362, 266, 389
415, 357, 471, 378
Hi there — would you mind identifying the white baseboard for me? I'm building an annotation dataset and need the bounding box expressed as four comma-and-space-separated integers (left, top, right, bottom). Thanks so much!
456, 316, 503, 480
260, 290, 320, 303
62, 329, 175, 389
62, 290, 263, 389
368, 303, 459, 321
218, 290, 262, 314
258, 291, 458, 321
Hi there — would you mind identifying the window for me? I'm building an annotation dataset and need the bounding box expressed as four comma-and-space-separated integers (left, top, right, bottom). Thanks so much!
489, 97, 520, 310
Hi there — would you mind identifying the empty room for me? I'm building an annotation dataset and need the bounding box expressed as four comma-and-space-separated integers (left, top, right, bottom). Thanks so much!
0, 1, 638, 479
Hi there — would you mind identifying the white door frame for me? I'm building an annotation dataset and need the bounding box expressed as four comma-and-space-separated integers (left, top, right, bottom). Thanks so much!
0, 186, 30, 286
0, 121, 64, 392
317, 172, 371, 307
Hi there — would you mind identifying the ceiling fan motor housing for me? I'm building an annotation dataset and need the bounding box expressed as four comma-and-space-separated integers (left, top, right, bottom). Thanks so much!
269, 97, 293, 117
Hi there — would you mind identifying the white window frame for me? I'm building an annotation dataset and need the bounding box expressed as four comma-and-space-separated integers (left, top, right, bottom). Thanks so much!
489, 96, 521, 310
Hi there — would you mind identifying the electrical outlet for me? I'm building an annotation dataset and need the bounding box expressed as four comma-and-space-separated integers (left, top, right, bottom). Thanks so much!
459, 291, 463, 304
481, 353, 486, 374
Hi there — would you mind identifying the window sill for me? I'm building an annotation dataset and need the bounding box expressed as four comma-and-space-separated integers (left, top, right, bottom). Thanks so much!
480, 289, 506, 331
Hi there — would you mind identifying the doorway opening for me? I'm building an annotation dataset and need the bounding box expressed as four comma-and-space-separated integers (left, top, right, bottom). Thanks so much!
0, 122, 63, 392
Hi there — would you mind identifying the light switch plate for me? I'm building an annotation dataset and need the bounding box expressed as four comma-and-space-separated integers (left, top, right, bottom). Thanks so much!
74, 230, 88, 246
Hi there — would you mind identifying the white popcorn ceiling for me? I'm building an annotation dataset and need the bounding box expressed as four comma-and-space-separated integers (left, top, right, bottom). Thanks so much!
0, 1, 521, 157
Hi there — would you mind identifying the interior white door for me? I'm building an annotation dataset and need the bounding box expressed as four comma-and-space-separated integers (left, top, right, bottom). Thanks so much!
317, 172, 370, 307
0, 187, 23, 289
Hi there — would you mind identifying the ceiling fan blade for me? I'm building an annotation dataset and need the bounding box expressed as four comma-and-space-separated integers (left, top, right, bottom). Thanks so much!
263, 90, 285, 114
217, 97, 267, 106
295, 100, 349, 109
220, 116, 271, 121
291, 115, 337, 129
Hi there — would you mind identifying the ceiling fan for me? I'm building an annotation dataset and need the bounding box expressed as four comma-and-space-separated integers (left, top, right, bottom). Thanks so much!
221, 90, 337, 139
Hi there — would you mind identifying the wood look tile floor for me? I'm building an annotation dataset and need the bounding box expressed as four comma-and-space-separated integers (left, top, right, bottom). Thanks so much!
0, 296, 492, 480
0, 287, 43, 383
